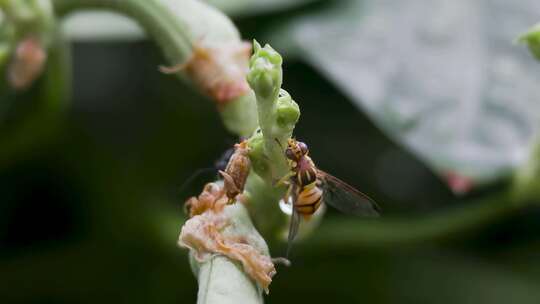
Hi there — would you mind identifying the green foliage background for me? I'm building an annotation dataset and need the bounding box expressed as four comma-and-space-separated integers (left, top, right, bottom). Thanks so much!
2, 0, 540, 303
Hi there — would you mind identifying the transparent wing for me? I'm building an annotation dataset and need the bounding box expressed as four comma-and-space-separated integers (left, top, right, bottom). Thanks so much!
318, 170, 380, 217
286, 183, 301, 257
286, 208, 300, 258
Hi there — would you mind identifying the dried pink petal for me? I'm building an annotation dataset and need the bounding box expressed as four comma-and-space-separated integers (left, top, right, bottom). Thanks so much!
217, 241, 276, 293
444, 171, 474, 195
8, 36, 47, 90
179, 212, 229, 261
179, 183, 276, 292
163, 40, 252, 105
185, 182, 228, 217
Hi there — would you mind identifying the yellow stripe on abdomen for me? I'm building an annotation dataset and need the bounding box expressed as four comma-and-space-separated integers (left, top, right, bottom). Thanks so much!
295, 182, 323, 215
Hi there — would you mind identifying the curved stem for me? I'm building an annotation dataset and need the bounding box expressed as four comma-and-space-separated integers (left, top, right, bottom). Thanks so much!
51, 0, 259, 136
306, 192, 516, 249
40, 1, 540, 301
51, 1, 266, 301
52, 0, 193, 66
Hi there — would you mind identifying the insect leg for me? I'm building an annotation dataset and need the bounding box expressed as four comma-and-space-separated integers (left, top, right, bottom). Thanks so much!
273, 171, 295, 187
283, 183, 293, 204
274, 138, 285, 150
219, 170, 240, 204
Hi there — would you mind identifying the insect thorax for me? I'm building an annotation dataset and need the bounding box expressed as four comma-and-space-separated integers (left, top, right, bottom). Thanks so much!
294, 157, 318, 186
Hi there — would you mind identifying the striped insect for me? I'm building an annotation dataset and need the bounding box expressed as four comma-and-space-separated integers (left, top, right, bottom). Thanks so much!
277, 138, 380, 255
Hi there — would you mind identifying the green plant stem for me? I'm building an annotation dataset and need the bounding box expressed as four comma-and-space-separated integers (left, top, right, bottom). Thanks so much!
306, 192, 516, 249
197, 256, 263, 304
244, 41, 300, 240
163, 191, 516, 251
51, 0, 258, 136
52, 0, 192, 63
52, 1, 265, 301
185, 203, 267, 304
50, 0, 296, 242
43, 1, 540, 301
54, 0, 533, 247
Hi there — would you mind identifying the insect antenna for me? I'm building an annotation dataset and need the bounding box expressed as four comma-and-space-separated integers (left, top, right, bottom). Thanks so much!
178, 167, 218, 200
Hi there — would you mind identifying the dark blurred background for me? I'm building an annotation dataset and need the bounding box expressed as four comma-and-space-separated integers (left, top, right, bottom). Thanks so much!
2, 1, 540, 303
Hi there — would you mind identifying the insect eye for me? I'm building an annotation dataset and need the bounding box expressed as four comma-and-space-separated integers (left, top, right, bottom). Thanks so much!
298, 142, 308, 154
285, 148, 296, 160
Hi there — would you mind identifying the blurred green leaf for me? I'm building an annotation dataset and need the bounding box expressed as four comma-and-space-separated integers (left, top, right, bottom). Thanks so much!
519, 23, 540, 60
271, 0, 540, 185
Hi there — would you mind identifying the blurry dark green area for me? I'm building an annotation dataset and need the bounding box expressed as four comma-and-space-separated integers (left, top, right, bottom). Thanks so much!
2, 0, 540, 303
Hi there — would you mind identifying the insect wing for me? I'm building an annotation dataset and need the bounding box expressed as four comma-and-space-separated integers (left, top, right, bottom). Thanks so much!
287, 208, 300, 257
318, 170, 380, 217
286, 183, 301, 257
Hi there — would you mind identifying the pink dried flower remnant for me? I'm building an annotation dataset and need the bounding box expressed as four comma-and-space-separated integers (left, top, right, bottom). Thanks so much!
179, 182, 276, 293
161, 40, 252, 105
184, 182, 228, 217
8, 36, 47, 90
444, 171, 474, 195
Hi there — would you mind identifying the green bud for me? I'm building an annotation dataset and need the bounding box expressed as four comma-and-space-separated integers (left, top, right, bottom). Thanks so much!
247, 40, 283, 100
247, 130, 271, 180
276, 89, 300, 130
